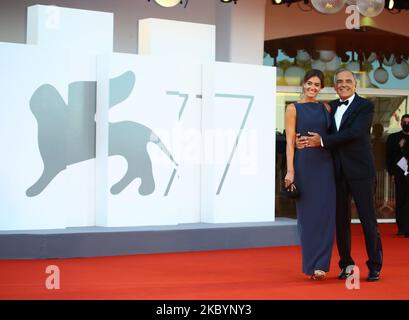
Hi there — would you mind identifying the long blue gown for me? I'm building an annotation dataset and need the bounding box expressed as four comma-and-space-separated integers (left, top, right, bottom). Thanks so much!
294, 102, 336, 275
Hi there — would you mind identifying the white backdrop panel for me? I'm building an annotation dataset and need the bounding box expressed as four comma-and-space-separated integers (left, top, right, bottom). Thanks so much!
138, 18, 215, 63
27, 5, 113, 54
201, 62, 276, 223
96, 54, 202, 227
0, 44, 97, 230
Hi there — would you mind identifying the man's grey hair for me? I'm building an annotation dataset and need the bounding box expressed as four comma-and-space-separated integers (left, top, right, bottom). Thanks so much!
333, 68, 357, 85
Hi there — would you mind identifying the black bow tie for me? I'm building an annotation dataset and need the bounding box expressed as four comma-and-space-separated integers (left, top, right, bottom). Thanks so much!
337, 100, 349, 107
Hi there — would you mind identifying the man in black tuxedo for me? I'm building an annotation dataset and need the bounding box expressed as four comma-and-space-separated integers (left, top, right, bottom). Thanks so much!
299, 68, 383, 281
386, 114, 409, 237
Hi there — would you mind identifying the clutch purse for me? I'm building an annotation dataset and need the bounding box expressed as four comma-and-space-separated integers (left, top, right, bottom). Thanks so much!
281, 182, 300, 199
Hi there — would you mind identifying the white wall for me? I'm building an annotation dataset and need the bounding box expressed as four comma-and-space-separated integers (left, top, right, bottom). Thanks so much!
0, 0, 217, 54
0, 0, 267, 65
0, 6, 276, 230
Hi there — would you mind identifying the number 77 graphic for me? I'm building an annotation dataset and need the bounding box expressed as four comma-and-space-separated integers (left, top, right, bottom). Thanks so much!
164, 92, 254, 196
214, 93, 255, 195
164, 91, 189, 196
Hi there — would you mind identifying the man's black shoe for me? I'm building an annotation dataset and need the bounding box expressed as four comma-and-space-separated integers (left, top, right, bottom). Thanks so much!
338, 266, 354, 280
367, 270, 380, 282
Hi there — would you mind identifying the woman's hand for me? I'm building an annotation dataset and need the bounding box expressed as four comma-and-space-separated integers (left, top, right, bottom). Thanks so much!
284, 171, 294, 189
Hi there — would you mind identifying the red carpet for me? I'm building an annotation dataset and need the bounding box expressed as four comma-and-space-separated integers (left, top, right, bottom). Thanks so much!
0, 223, 408, 300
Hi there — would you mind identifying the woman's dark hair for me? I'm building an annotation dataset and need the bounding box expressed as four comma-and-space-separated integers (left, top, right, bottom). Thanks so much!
303, 69, 325, 89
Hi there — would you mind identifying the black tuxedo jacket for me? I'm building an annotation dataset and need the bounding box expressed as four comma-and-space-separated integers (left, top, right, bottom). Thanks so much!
386, 131, 409, 176
322, 94, 376, 181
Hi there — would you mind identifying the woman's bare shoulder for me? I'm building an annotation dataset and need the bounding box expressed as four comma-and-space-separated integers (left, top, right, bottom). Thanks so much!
285, 103, 296, 116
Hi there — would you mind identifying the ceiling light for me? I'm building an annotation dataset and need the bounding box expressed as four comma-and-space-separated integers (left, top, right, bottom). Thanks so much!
150, 0, 181, 8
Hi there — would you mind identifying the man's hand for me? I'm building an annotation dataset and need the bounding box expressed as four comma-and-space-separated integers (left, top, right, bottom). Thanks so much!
295, 133, 308, 149
305, 132, 322, 148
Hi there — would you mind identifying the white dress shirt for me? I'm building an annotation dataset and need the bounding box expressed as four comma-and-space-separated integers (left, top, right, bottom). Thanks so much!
334, 93, 356, 131
320, 94, 356, 147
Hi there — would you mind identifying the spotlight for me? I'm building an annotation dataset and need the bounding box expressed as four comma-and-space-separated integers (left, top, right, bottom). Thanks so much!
221, 0, 238, 3
271, 0, 308, 5
387, 0, 395, 10
148, 0, 182, 8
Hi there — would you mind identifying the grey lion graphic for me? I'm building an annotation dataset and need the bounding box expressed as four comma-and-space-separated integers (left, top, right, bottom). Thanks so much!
26, 71, 177, 197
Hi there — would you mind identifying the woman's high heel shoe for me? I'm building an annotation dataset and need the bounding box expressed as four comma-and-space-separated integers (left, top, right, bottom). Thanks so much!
310, 270, 326, 280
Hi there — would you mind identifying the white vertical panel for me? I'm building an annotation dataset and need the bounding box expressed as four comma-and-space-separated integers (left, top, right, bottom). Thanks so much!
0, 44, 97, 230
201, 62, 276, 223
27, 5, 113, 54
97, 54, 202, 227
95, 54, 110, 227
0, 6, 114, 230
138, 18, 215, 63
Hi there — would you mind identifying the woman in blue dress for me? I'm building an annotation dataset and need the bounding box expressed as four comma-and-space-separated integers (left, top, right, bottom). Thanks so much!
284, 69, 336, 280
